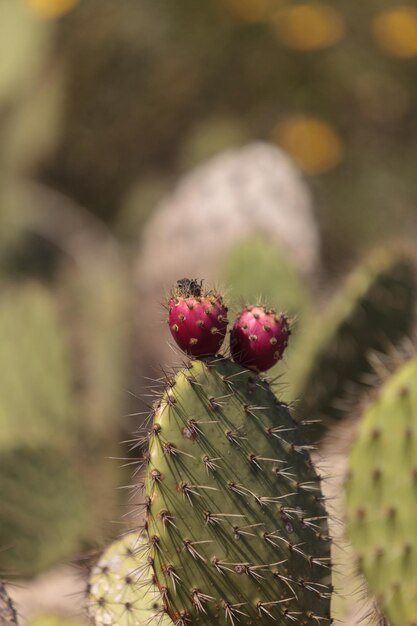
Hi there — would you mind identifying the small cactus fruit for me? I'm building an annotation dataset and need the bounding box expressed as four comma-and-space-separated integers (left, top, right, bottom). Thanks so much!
346, 355, 417, 626
230, 306, 290, 372
168, 279, 228, 356
87, 531, 172, 626
144, 356, 331, 625
0, 582, 17, 625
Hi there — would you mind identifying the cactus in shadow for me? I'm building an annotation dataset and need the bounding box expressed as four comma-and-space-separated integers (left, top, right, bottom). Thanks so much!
0, 283, 90, 576
292, 246, 417, 442
143, 356, 332, 625
87, 531, 171, 626
0, 447, 89, 577
0, 185, 130, 575
346, 355, 417, 626
0, 282, 76, 450
0, 582, 17, 625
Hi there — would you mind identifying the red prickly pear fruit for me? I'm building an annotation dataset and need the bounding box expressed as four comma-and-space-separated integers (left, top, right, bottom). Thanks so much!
230, 305, 290, 372
168, 278, 228, 357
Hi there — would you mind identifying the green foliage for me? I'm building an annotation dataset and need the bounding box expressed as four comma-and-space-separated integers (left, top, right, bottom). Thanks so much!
346, 356, 417, 626
87, 531, 171, 626
0, 582, 17, 625
293, 247, 417, 442
145, 356, 331, 625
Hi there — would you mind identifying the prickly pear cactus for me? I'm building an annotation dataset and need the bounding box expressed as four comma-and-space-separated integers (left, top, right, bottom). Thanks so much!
0, 446, 89, 577
87, 531, 171, 626
135, 142, 320, 370
144, 356, 332, 625
346, 355, 417, 626
293, 247, 416, 441
221, 235, 312, 324
0, 582, 17, 625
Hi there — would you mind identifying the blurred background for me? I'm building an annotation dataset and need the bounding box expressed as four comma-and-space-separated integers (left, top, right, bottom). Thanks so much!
1, 0, 417, 624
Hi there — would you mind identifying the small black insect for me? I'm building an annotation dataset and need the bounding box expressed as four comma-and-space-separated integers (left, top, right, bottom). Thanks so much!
176, 278, 203, 297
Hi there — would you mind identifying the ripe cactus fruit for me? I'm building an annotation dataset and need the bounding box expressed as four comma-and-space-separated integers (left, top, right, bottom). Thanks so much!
346, 355, 417, 626
87, 531, 172, 626
168, 279, 228, 356
144, 356, 332, 625
231, 306, 290, 372
0, 582, 17, 625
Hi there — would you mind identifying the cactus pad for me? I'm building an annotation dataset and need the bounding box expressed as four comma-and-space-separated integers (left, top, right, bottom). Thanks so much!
346, 356, 417, 626
87, 531, 171, 626
144, 357, 332, 625
293, 247, 416, 441
0, 582, 17, 625
0, 447, 89, 576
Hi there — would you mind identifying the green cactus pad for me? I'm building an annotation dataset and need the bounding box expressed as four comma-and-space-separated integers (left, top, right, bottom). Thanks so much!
0, 282, 76, 449
221, 235, 312, 322
88, 531, 172, 626
293, 247, 416, 441
0, 582, 17, 625
145, 357, 331, 625
346, 356, 417, 626
0, 447, 89, 577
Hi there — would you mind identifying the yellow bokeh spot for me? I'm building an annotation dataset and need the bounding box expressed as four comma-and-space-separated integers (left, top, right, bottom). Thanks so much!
372, 6, 417, 58
220, 0, 275, 24
24, 0, 78, 19
273, 116, 343, 174
273, 3, 345, 50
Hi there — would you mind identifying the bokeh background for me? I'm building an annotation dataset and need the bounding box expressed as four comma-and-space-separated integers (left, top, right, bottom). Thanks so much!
2, 0, 417, 624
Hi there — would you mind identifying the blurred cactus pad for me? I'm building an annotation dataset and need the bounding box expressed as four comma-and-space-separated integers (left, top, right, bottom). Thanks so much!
221, 235, 312, 321
292, 246, 417, 441
346, 355, 417, 625
0, 283, 89, 575
0, 582, 17, 625
221, 234, 313, 373
0, 271, 128, 576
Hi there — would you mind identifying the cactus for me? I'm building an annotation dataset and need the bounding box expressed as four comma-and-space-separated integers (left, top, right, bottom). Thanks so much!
0, 283, 85, 575
0, 446, 89, 577
292, 246, 417, 442
143, 356, 332, 625
87, 531, 171, 626
0, 282, 76, 449
221, 235, 313, 324
0, 280, 120, 576
0, 582, 17, 625
135, 143, 320, 370
345, 355, 417, 626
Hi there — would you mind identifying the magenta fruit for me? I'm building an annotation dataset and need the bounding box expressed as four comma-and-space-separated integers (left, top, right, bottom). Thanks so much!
168, 279, 228, 356
230, 305, 290, 372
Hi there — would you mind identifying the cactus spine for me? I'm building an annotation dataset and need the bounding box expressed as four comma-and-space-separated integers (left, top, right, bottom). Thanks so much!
0, 582, 17, 625
144, 356, 332, 625
346, 355, 417, 626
